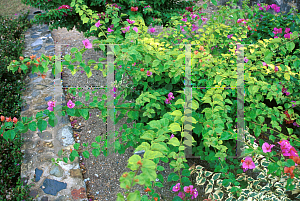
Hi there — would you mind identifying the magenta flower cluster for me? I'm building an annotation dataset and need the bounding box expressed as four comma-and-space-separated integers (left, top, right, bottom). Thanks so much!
47, 99, 75, 112
57, 5, 73, 17
173, 183, 198, 199
273, 27, 293, 39
165, 92, 175, 104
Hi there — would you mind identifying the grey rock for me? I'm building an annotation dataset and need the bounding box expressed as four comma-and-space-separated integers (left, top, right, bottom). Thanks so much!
33, 45, 43, 51
50, 164, 64, 177
35, 104, 48, 110
56, 126, 75, 147
31, 38, 44, 47
41, 178, 67, 196
37, 131, 52, 140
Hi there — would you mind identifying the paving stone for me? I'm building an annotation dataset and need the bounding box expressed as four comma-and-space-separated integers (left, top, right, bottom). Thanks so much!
35, 168, 43, 182
50, 164, 64, 177
37, 131, 53, 140
41, 178, 67, 196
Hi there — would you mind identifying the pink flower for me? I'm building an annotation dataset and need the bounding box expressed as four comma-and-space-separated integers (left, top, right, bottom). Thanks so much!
275, 66, 278, 72
165, 98, 171, 104
133, 27, 138, 33
126, 19, 135, 24
172, 183, 180, 192
47, 101, 56, 111
149, 28, 156, 33
147, 71, 152, 76
178, 192, 185, 199
107, 27, 114, 33
227, 34, 233, 39
285, 28, 291, 34
190, 188, 198, 199
13, 117, 18, 124
122, 26, 130, 33
244, 57, 248, 63
82, 39, 92, 49
201, 17, 207, 23
264, 5, 271, 11
67, 100, 75, 108
257, 3, 261, 6
182, 18, 187, 22
168, 92, 175, 100
284, 32, 292, 39
170, 134, 175, 139
184, 185, 194, 194
262, 62, 268, 66
262, 142, 275, 153
237, 19, 244, 23
95, 20, 102, 27
192, 24, 198, 32
242, 156, 255, 170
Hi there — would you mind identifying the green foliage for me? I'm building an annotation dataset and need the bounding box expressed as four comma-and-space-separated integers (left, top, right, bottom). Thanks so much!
0, 10, 38, 201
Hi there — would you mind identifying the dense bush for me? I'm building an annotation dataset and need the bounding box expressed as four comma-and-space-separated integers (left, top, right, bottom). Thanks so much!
0, 10, 36, 201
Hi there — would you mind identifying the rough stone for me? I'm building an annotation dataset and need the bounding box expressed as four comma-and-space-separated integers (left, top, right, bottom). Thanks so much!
35, 168, 43, 182
70, 169, 82, 178
50, 164, 64, 177
56, 126, 75, 147
37, 131, 52, 140
41, 178, 67, 196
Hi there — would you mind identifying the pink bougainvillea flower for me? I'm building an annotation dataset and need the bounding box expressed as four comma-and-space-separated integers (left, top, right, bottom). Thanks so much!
172, 183, 180, 192
168, 92, 175, 100
242, 156, 255, 170
149, 28, 156, 33
275, 66, 278, 72
201, 17, 207, 23
126, 19, 135, 24
182, 18, 188, 22
48, 101, 56, 107
121, 26, 130, 33
262, 62, 268, 67
192, 24, 199, 32
262, 142, 275, 153
95, 20, 102, 27
284, 32, 292, 39
237, 19, 244, 23
190, 188, 198, 199
227, 34, 233, 39
244, 57, 248, 63
146, 71, 152, 76
184, 185, 194, 194
285, 28, 291, 34
257, 3, 261, 6
107, 27, 114, 33
67, 100, 75, 108
264, 5, 271, 11
178, 191, 185, 199
165, 98, 171, 104
133, 27, 138, 33
170, 134, 175, 139
82, 39, 92, 49
180, 25, 187, 32
13, 117, 18, 124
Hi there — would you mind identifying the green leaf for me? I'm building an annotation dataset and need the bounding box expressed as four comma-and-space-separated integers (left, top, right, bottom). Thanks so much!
83, 150, 90, 159
37, 119, 47, 132
70, 47, 78, 53
284, 73, 290, 81
211, 0, 217, 6
92, 148, 100, 158
28, 121, 37, 131
285, 159, 295, 167
286, 42, 295, 52
167, 137, 180, 147
75, 51, 82, 62
182, 169, 190, 177
79, 109, 89, 120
